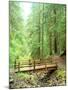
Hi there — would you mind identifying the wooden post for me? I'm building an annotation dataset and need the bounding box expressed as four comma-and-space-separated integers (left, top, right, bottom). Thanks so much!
14, 60, 16, 69
34, 60, 35, 72
29, 59, 31, 67
18, 62, 20, 72
56, 62, 57, 69
45, 63, 47, 73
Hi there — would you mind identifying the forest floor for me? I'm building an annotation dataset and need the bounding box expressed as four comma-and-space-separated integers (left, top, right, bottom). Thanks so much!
9, 55, 66, 89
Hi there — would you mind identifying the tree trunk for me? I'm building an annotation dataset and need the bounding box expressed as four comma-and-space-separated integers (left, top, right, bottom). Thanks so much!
54, 8, 57, 54
50, 32, 52, 55
38, 4, 41, 61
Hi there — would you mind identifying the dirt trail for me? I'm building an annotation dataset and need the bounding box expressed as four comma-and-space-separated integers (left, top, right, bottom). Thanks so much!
51, 55, 66, 69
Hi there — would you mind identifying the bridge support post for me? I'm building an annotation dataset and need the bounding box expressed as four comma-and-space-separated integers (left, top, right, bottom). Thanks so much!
33, 60, 35, 72
18, 62, 20, 72
14, 59, 16, 70
56, 62, 58, 69
29, 59, 31, 66
45, 63, 47, 73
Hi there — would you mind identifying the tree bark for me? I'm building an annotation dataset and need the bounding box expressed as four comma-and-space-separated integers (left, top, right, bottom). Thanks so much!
54, 8, 57, 54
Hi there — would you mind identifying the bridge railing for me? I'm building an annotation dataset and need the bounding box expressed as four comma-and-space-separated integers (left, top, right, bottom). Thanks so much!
14, 59, 57, 72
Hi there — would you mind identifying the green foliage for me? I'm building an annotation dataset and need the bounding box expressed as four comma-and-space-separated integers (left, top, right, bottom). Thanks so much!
56, 69, 65, 79
17, 72, 30, 79
9, 2, 66, 67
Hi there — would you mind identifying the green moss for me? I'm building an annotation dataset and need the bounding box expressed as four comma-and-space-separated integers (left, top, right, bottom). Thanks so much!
56, 69, 65, 80
16, 72, 30, 79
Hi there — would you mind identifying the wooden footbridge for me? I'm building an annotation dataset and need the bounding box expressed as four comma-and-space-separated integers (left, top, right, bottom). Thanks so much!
9, 59, 57, 84
14, 59, 57, 73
